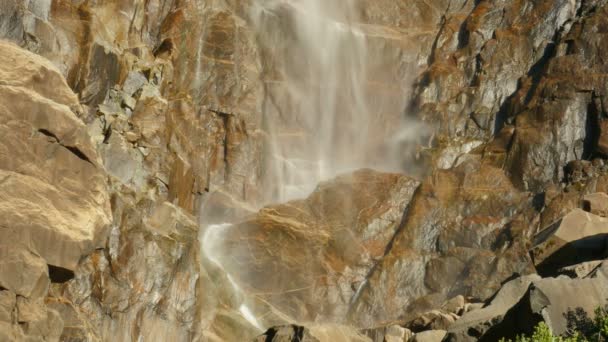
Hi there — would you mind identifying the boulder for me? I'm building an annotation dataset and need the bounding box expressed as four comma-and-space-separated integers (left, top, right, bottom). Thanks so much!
445, 274, 541, 341
531, 209, 608, 275
583, 192, 608, 217
527, 264, 608, 335
442, 296, 466, 316
363, 324, 413, 342
217, 169, 420, 323
408, 310, 458, 332
413, 330, 447, 342
557, 260, 604, 278
385, 325, 414, 342
447, 262, 608, 340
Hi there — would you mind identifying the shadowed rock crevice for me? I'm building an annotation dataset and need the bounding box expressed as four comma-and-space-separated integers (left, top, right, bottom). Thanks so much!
48, 265, 75, 283
37, 129, 95, 165
583, 100, 601, 160
476, 286, 545, 342
534, 233, 608, 277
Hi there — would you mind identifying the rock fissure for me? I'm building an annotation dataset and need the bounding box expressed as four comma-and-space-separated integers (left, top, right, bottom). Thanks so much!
37, 129, 95, 165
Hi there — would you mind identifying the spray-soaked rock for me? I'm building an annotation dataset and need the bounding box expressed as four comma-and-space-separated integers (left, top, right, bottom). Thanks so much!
4, 0, 608, 340
218, 169, 420, 324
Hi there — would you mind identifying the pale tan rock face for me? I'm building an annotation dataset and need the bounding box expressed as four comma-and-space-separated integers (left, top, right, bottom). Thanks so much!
0, 245, 49, 299
0, 41, 111, 271
0, 39, 111, 342
52, 188, 206, 341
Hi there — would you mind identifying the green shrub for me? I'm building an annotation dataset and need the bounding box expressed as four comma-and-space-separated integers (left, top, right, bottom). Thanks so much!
499, 304, 608, 342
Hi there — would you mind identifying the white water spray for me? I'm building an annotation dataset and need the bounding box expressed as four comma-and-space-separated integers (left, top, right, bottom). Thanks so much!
201, 223, 264, 331
200, 0, 420, 332
251, 0, 404, 202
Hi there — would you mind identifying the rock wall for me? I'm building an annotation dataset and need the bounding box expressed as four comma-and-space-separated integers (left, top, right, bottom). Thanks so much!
2, 0, 608, 341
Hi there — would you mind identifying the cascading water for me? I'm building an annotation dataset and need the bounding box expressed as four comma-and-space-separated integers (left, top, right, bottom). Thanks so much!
253, 0, 383, 202
200, 0, 420, 334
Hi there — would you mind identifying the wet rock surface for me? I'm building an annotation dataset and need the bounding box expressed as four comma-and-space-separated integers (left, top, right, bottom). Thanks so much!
3, 0, 608, 341
218, 169, 420, 325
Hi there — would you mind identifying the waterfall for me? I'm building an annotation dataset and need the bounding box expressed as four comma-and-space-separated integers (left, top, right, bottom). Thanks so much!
201, 223, 265, 331
199, 0, 419, 333
251, 0, 377, 202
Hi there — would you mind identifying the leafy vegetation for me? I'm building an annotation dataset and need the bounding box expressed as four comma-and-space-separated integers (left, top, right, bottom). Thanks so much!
499, 305, 608, 342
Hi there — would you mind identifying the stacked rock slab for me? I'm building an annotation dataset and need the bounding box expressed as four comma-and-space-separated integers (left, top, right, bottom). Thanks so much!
531, 209, 608, 276
0, 40, 111, 340
446, 261, 608, 341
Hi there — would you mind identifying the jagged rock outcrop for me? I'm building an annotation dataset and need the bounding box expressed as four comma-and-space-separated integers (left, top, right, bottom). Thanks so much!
445, 274, 542, 341
0, 40, 111, 341
348, 161, 535, 327
0, 40, 111, 271
49, 187, 205, 341
446, 261, 608, 341
531, 209, 608, 275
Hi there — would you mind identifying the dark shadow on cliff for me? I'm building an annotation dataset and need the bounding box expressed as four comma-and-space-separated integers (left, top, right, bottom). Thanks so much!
535, 233, 608, 277
48, 264, 75, 283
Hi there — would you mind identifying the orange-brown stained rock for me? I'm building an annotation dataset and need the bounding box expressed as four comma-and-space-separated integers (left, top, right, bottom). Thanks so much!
347, 162, 534, 328
218, 169, 420, 324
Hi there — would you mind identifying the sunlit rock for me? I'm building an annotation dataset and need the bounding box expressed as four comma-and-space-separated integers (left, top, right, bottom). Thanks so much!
0, 245, 49, 299
0, 40, 111, 271
531, 209, 608, 275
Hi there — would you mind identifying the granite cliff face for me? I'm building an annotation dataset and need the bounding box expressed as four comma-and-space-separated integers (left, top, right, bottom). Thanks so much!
1, 0, 608, 341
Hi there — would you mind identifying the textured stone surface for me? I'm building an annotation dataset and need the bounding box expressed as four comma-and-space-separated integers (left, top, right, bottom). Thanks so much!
531, 209, 608, 275
413, 330, 447, 342
0, 41, 111, 271
348, 161, 535, 327
3, 0, 608, 340
218, 169, 420, 324
254, 324, 371, 342
53, 185, 211, 341
0, 245, 49, 299
583, 192, 608, 217
446, 262, 608, 341
445, 274, 542, 341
